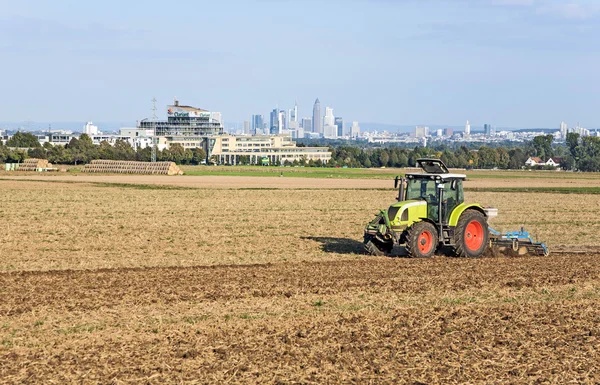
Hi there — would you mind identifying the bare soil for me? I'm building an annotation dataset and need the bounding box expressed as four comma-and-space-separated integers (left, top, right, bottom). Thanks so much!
1, 254, 600, 383
1, 173, 599, 383
3, 172, 600, 189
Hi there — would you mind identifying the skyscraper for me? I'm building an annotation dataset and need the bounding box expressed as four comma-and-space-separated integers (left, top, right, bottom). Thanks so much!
279, 110, 286, 132
302, 117, 312, 132
291, 100, 298, 123
484, 124, 492, 136
243, 121, 250, 135
350, 122, 360, 138
334, 117, 344, 137
465, 120, 471, 135
415, 126, 429, 138
252, 114, 263, 135
312, 98, 322, 134
270, 108, 278, 135
323, 107, 336, 138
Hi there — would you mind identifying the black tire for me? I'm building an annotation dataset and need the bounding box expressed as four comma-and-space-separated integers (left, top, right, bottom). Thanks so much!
363, 235, 393, 256
453, 210, 489, 258
405, 221, 438, 258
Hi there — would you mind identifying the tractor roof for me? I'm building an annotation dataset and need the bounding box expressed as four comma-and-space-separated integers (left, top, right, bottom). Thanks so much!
406, 158, 466, 180
405, 173, 467, 181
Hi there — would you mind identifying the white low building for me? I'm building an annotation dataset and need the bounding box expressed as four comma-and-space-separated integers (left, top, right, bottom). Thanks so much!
210, 134, 332, 165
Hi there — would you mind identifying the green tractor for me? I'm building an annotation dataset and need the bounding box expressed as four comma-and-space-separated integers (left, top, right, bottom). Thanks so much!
364, 158, 548, 258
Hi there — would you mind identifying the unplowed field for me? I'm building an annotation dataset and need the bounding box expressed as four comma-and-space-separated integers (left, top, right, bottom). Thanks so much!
1, 172, 599, 383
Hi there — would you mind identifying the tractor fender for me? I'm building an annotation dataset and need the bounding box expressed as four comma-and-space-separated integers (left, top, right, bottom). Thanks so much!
448, 203, 486, 227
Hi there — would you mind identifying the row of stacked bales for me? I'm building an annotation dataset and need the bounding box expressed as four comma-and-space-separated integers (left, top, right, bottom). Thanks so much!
82, 160, 183, 175
18, 159, 53, 171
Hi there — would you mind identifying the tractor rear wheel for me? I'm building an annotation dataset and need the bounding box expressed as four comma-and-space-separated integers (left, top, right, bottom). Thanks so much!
454, 210, 488, 258
363, 235, 393, 256
406, 221, 437, 258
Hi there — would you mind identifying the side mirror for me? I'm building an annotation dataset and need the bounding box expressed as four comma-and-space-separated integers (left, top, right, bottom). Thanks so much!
394, 176, 399, 189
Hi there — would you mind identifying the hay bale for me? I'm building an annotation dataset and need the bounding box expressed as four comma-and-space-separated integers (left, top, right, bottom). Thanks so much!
82, 160, 183, 175
18, 159, 49, 171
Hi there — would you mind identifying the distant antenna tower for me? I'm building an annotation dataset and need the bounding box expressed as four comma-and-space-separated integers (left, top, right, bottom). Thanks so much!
151, 97, 157, 162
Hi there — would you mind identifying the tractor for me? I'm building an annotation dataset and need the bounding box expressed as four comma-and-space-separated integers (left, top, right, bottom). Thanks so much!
364, 158, 548, 258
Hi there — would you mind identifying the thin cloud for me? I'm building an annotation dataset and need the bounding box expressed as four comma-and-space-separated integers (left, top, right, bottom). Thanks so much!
490, 0, 535, 6
536, 2, 600, 20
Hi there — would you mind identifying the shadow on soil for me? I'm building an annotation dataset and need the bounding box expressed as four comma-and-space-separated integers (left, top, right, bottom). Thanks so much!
304, 236, 461, 258
302, 237, 366, 255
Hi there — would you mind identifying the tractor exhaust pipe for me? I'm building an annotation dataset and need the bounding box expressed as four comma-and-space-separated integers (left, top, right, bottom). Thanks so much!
395, 176, 405, 202
437, 181, 444, 244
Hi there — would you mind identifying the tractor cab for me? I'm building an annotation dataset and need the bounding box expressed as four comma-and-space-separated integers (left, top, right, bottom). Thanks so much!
403, 159, 466, 222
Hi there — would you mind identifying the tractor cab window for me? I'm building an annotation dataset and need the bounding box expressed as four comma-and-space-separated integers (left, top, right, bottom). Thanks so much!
407, 178, 439, 221
442, 179, 464, 222
406, 178, 438, 205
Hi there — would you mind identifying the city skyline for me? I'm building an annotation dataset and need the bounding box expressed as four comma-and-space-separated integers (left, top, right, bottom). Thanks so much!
1, 0, 599, 127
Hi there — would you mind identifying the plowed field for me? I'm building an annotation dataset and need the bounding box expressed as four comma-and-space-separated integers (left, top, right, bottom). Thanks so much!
1, 172, 599, 383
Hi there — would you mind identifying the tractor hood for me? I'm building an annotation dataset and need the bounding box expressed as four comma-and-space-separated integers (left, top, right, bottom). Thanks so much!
388, 200, 428, 228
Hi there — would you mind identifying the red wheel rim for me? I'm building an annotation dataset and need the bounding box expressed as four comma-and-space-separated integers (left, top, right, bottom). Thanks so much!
418, 230, 433, 254
465, 220, 484, 251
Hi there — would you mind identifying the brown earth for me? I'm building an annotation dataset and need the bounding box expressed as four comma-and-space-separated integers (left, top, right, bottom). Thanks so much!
0, 180, 596, 271
2, 172, 600, 189
1, 174, 599, 383
1, 254, 600, 384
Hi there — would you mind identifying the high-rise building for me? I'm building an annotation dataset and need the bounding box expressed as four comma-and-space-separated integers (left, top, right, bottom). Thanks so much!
443, 128, 453, 137
465, 120, 471, 135
323, 107, 336, 138
560, 121, 567, 138
334, 117, 344, 137
252, 115, 264, 135
84, 122, 99, 135
291, 101, 298, 123
312, 98, 322, 134
302, 117, 312, 132
415, 126, 429, 138
137, 98, 222, 154
350, 121, 360, 138
324, 107, 334, 126
484, 124, 492, 136
279, 110, 286, 132
243, 121, 250, 135
270, 108, 278, 135
436, 129, 443, 137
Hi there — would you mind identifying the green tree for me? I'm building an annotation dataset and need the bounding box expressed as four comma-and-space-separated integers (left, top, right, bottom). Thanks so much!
7, 132, 41, 148
531, 135, 554, 159
496, 148, 510, 169
508, 148, 527, 169
28, 147, 47, 159
477, 146, 498, 169
379, 151, 389, 167
114, 140, 136, 160
191, 148, 207, 164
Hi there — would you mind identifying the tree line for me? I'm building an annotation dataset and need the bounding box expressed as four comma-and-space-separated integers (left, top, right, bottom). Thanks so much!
325, 134, 600, 171
0, 133, 207, 165
3, 131, 600, 171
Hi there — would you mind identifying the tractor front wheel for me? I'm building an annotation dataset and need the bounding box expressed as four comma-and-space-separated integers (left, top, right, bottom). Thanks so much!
364, 235, 393, 257
406, 221, 437, 258
454, 210, 488, 258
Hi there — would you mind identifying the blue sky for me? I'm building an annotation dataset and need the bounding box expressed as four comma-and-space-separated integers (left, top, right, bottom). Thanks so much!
1, 0, 599, 128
